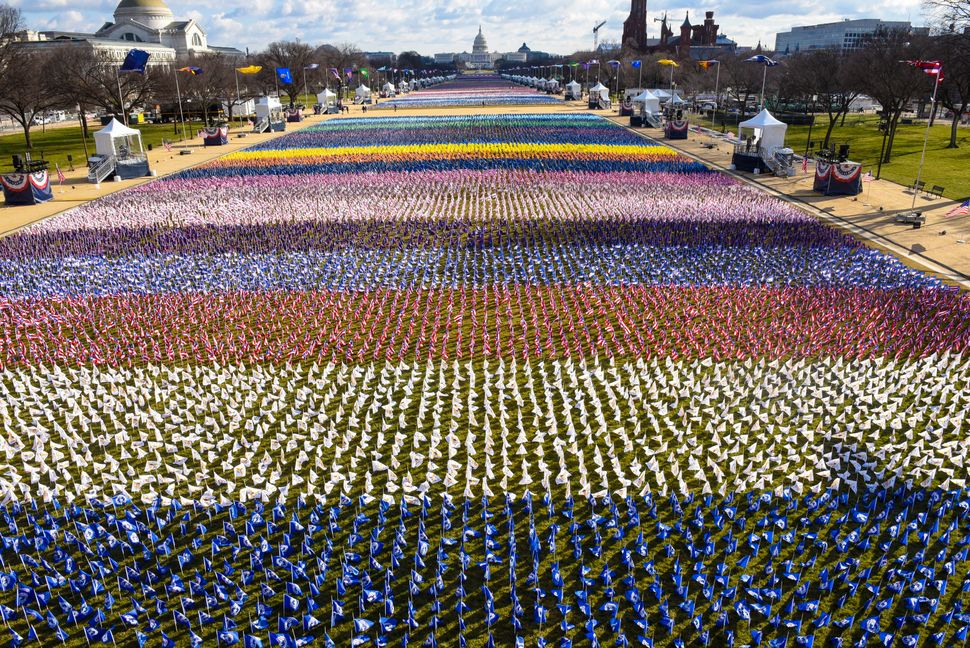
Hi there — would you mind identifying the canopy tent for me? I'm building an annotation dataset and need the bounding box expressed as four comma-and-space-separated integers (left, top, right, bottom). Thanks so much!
632, 90, 661, 115
565, 80, 582, 98
382, 82, 396, 94
316, 89, 338, 106
546, 79, 559, 91
355, 84, 372, 102
738, 109, 788, 153
589, 82, 610, 101
93, 118, 144, 158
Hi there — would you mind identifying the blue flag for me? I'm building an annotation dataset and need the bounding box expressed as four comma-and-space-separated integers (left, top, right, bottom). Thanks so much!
276, 67, 293, 84
119, 49, 150, 74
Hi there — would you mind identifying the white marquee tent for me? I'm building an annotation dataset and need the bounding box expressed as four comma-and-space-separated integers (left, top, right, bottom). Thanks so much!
632, 89, 661, 115
94, 118, 144, 158
738, 108, 788, 152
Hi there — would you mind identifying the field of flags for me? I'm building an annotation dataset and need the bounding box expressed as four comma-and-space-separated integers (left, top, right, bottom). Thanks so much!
374, 75, 561, 109
0, 101, 969, 648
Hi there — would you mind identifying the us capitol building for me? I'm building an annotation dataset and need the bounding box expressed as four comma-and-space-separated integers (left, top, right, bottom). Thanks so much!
11, 0, 243, 62
434, 27, 535, 69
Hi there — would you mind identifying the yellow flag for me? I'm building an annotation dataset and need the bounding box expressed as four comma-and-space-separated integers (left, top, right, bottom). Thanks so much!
236, 65, 263, 74
657, 59, 679, 67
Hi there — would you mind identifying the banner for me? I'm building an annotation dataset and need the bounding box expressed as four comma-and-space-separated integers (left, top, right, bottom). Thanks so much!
119, 49, 150, 74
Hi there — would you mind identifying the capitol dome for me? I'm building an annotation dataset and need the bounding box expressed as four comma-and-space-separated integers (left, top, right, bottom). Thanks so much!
113, 0, 174, 31
473, 26, 488, 54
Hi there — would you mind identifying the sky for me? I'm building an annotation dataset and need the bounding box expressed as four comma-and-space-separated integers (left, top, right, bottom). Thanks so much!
17, 0, 928, 55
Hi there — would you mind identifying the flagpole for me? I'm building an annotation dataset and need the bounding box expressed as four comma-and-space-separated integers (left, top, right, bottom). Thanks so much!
302, 67, 309, 109
174, 71, 187, 144
638, 63, 642, 91
760, 64, 767, 108
115, 68, 128, 126
234, 68, 241, 126
911, 67, 941, 210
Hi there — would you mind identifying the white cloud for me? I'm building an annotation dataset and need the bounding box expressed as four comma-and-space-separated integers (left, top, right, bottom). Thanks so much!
18, 0, 928, 54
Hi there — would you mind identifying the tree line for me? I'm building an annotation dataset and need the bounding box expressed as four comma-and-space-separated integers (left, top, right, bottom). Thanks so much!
1, 0, 968, 162
553, 27, 968, 161
0, 4, 450, 150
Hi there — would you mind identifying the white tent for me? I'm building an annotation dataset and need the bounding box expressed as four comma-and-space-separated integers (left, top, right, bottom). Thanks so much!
382, 82, 396, 94
355, 84, 372, 101
632, 89, 661, 114
738, 109, 788, 152
93, 118, 144, 158
546, 78, 559, 91
316, 89, 337, 106
565, 80, 581, 97
590, 82, 610, 102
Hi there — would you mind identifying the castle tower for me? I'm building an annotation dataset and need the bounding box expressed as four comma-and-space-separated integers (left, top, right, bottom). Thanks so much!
622, 0, 649, 52
678, 13, 691, 57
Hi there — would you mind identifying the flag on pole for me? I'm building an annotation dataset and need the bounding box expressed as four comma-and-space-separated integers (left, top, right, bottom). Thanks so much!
276, 67, 293, 84
236, 65, 262, 74
178, 67, 203, 75
657, 59, 679, 67
304, 64, 319, 70
55, 165, 65, 184
946, 199, 969, 216
745, 55, 779, 67
631, 60, 641, 69
607, 60, 621, 68
361, 69, 369, 78
119, 49, 150, 74
905, 60, 944, 80
344, 68, 354, 80
698, 60, 719, 69
862, 171, 875, 182
329, 67, 340, 80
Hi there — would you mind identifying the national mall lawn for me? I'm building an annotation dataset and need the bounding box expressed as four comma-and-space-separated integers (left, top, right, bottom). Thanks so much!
697, 113, 969, 199
0, 118, 215, 172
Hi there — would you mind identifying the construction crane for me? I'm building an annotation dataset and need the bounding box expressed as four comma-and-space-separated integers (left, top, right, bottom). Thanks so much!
592, 21, 607, 51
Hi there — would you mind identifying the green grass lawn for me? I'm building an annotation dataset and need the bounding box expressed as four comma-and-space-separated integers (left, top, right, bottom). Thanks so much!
695, 113, 970, 199
0, 119, 217, 173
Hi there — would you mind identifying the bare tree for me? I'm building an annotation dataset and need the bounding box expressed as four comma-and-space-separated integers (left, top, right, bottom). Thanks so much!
0, 3, 24, 78
172, 53, 238, 123
923, 0, 970, 31
721, 53, 764, 122
257, 40, 315, 105
783, 50, 865, 148
857, 29, 931, 163
0, 50, 60, 149
44, 47, 160, 120
933, 31, 970, 147
0, 2, 22, 35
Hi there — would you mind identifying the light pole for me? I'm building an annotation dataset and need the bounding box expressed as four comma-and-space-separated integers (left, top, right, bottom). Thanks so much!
910, 63, 943, 209
174, 69, 188, 143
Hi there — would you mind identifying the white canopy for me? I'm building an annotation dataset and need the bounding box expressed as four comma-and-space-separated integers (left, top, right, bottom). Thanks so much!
317, 89, 337, 105
632, 89, 661, 114
382, 82, 395, 92
356, 84, 371, 97
738, 108, 788, 152
589, 82, 609, 101
93, 118, 144, 158
566, 80, 581, 93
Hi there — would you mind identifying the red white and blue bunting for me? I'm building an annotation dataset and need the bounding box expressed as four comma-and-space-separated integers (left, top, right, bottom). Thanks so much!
814, 161, 862, 195
1, 170, 53, 205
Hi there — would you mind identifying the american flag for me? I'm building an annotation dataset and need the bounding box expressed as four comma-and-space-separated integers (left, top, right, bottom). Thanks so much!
163, 139, 172, 152
862, 171, 874, 182
946, 199, 969, 217
55, 164, 65, 184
